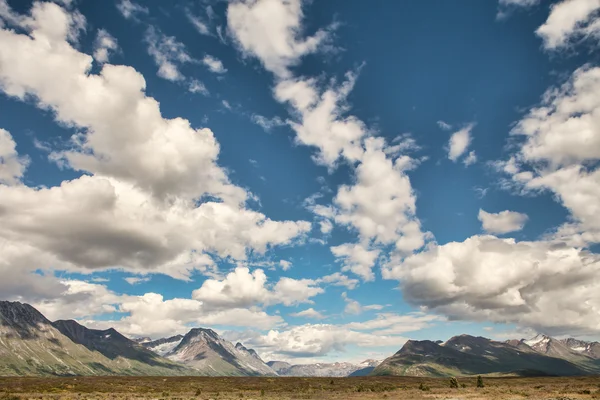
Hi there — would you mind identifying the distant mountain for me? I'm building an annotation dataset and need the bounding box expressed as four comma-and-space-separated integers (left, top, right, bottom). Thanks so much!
561, 338, 600, 359
152, 328, 276, 376
372, 335, 594, 377
143, 335, 184, 356
520, 334, 600, 373
52, 319, 188, 373
0, 301, 190, 376
267, 359, 381, 377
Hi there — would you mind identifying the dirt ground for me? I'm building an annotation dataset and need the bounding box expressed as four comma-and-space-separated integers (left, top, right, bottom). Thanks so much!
1, 375, 600, 400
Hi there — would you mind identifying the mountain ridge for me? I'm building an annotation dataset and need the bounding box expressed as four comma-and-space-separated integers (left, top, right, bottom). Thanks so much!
372, 334, 600, 377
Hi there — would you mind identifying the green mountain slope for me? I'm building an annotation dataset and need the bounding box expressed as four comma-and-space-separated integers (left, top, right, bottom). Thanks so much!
0, 301, 193, 376
372, 335, 594, 377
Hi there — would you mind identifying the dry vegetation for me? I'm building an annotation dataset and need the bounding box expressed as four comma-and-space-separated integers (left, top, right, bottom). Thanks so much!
1, 376, 600, 400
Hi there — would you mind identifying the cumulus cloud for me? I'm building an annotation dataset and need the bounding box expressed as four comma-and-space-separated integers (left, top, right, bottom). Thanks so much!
191, 266, 323, 310
290, 308, 325, 320
536, 0, 600, 50
316, 272, 359, 290
93, 29, 118, 63
34, 281, 285, 338
233, 324, 405, 360
331, 243, 380, 282
501, 66, 600, 245
447, 123, 475, 163
273, 73, 367, 167
145, 26, 194, 81
383, 235, 600, 336
202, 55, 227, 74
334, 138, 428, 254
341, 292, 384, 315
124, 276, 151, 285
0, 128, 29, 185
227, 0, 429, 285
227, 0, 330, 78
478, 209, 529, 234
0, 2, 310, 286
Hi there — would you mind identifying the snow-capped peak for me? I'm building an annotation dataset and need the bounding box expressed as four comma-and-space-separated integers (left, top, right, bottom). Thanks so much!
523, 334, 551, 348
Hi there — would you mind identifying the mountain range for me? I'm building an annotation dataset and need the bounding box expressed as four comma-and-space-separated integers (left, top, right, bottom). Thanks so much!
2, 301, 600, 377
373, 334, 600, 377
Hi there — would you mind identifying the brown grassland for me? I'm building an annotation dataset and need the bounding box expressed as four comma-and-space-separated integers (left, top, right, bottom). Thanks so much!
1, 376, 600, 400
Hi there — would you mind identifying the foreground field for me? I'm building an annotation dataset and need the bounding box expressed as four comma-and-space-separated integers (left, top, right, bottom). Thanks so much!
1, 376, 600, 400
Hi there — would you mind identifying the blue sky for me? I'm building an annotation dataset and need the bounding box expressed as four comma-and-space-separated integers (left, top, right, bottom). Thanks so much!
1, 0, 600, 363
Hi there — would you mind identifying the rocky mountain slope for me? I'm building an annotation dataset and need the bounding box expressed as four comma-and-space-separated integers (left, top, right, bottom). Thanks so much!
0, 301, 268, 377
52, 319, 188, 373
267, 359, 381, 377
561, 338, 600, 359
143, 335, 184, 356
372, 335, 596, 377
0, 301, 191, 376
150, 328, 276, 376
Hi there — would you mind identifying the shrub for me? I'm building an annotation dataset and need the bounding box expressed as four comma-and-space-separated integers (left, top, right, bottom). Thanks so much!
449, 377, 459, 389
477, 375, 484, 388
194, 388, 202, 396
418, 383, 430, 391
260, 388, 265, 396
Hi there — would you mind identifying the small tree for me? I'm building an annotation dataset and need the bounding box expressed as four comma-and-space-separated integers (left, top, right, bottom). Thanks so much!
477, 375, 484, 388
449, 377, 459, 389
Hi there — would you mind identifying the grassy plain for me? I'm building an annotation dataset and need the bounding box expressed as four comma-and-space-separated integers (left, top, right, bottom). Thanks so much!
1, 375, 600, 400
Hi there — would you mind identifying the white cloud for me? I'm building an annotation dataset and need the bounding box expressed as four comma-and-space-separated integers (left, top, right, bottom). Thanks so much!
316, 272, 359, 290
319, 219, 333, 234
116, 0, 148, 21
227, 0, 330, 78
497, 0, 541, 18
34, 281, 285, 338
237, 323, 405, 360
502, 66, 600, 245
536, 0, 600, 49
334, 138, 428, 256
251, 114, 285, 132
447, 123, 475, 162
383, 235, 600, 336
202, 54, 227, 74
145, 26, 193, 81
0, 128, 29, 185
279, 260, 292, 271
463, 150, 477, 166
124, 276, 151, 285
344, 312, 441, 335
93, 29, 118, 64
437, 120, 452, 130
499, 0, 540, 6
226, 0, 429, 287
0, 2, 310, 283
191, 266, 323, 310
478, 209, 529, 234
273, 74, 367, 167
187, 13, 210, 36
331, 243, 380, 282
188, 79, 209, 96
341, 292, 384, 315
290, 308, 325, 320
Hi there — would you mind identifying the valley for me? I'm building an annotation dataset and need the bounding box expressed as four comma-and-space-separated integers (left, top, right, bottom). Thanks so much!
1, 375, 600, 399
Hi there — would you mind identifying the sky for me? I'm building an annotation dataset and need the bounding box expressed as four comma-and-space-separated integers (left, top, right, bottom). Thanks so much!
0, 0, 600, 364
